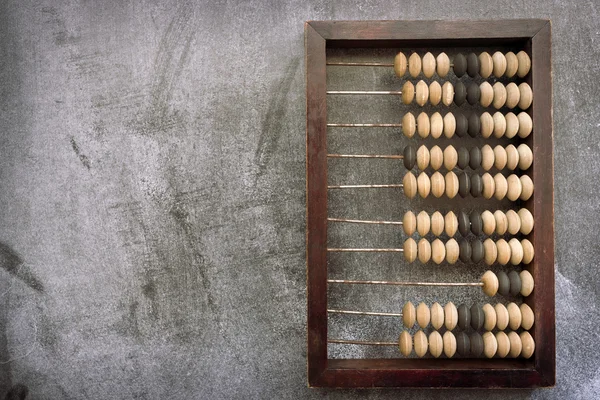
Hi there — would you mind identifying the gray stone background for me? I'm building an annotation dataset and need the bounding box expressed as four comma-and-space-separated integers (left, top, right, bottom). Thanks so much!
0, 0, 598, 399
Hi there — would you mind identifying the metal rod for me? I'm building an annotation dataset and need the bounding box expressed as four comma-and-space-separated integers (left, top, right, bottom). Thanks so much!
327, 218, 403, 225
327, 123, 403, 128
327, 154, 403, 159
328, 279, 484, 287
326, 62, 395, 67
327, 90, 402, 95
327, 248, 403, 253
328, 184, 403, 189
328, 339, 397, 346
328, 309, 402, 317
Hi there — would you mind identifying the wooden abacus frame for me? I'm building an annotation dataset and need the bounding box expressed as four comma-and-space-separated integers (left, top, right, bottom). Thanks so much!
305, 20, 554, 388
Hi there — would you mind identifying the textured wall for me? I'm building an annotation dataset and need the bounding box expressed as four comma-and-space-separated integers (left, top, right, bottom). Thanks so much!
0, 0, 598, 399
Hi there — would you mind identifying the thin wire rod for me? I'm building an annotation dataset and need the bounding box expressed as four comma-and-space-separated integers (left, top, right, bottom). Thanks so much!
327, 279, 484, 287
328, 184, 403, 189
327, 90, 402, 95
327, 154, 403, 159
328, 309, 402, 317
326, 62, 395, 67
328, 339, 397, 346
327, 218, 403, 225
327, 123, 403, 127
327, 248, 403, 252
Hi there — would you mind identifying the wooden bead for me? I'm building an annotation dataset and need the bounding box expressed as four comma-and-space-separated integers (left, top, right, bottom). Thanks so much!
516, 50, 531, 78
481, 145, 494, 171
404, 238, 417, 262
442, 82, 454, 106
494, 145, 508, 170
457, 303, 470, 332
417, 302, 431, 328
522, 239, 535, 264
505, 112, 519, 139
495, 303, 509, 330
505, 144, 519, 170
495, 331, 510, 358
437, 52, 450, 77
483, 239, 498, 266
517, 144, 533, 170
506, 209, 521, 235
444, 302, 458, 330
415, 80, 429, 106
445, 171, 459, 199
493, 173, 508, 200
517, 112, 533, 138
422, 52, 436, 78
443, 146, 458, 170
496, 239, 511, 265
417, 112, 430, 138
418, 238, 431, 263
443, 331, 457, 358
518, 83, 533, 110
399, 330, 412, 356
479, 52, 493, 78
403, 171, 417, 199
416, 145, 429, 170
507, 302, 522, 331
445, 211, 458, 237
518, 208, 534, 235
402, 81, 415, 104
417, 211, 430, 236
443, 112, 456, 138
480, 81, 493, 107
429, 81, 442, 106
394, 52, 407, 77
509, 238, 524, 265
446, 238, 459, 264
430, 145, 443, 170
483, 331, 498, 358
504, 51, 518, 78
470, 333, 484, 357
520, 270, 534, 296
431, 239, 446, 265
505, 82, 520, 109
520, 303, 535, 330
482, 303, 497, 331
431, 211, 444, 236
506, 174, 522, 201
402, 112, 416, 138
520, 331, 535, 359
408, 53, 422, 77
492, 112, 506, 138
481, 270, 499, 296
492, 51, 507, 77
508, 331, 522, 358
403, 211, 416, 236
480, 112, 494, 138
482, 173, 495, 199
494, 210, 508, 235
414, 330, 428, 357
430, 302, 444, 330
492, 82, 507, 109
429, 331, 443, 358
481, 210, 496, 235
403, 301, 416, 328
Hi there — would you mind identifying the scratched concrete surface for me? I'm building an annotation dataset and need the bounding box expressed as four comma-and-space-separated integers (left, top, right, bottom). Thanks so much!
0, 0, 598, 399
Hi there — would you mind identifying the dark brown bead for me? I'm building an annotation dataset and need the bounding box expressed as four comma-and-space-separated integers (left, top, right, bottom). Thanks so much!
458, 211, 470, 236
456, 332, 470, 356
458, 304, 471, 331
470, 211, 483, 235
470, 304, 484, 330
458, 172, 470, 198
467, 82, 480, 105
468, 113, 480, 138
453, 53, 467, 77
470, 174, 483, 197
508, 270, 522, 296
467, 52, 479, 77
403, 145, 416, 170
454, 81, 466, 106
471, 239, 484, 262
470, 332, 484, 357
455, 113, 468, 138
457, 147, 470, 169
469, 147, 482, 169
459, 238, 472, 262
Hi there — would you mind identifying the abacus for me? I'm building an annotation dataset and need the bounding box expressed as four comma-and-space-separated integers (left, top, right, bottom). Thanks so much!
305, 20, 554, 388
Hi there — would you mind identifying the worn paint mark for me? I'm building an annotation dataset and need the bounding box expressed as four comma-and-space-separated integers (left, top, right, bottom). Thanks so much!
70, 137, 91, 170
0, 243, 43, 293
3, 384, 28, 400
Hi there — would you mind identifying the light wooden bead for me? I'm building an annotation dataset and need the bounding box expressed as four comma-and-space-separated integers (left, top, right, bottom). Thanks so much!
409, 53, 422, 78
431, 239, 446, 265
443, 331, 457, 358
492, 82, 507, 109
517, 144, 533, 170
428, 113, 443, 139
445, 171, 459, 199
506, 174, 522, 201
481, 145, 495, 171
509, 238, 524, 265
404, 238, 418, 262
520, 303, 535, 330
403, 211, 416, 236
399, 330, 412, 356
422, 52, 436, 78
518, 208, 534, 235
517, 112, 533, 138
479, 52, 493, 78
417, 302, 431, 328
428, 302, 443, 330
402, 81, 415, 104
481, 270, 499, 296
506, 210, 521, 235
508, 331, 522, 358
429, 81, 442, 106
482, 303, 497, 331
492, 51, 507, 78
442, 82, 454, 106
443, 112, 456, 138
394, 52, 407, 77
481, 210, 496, 236
443, 145, 458, 170
518, 83, 533, 110
505, 144, 519, 170
429, 331, 443, 358
444, 302, 458, 330
403, 301, 416, 328
495, 303, 509, 330
417, 112, 430, 139
415, 80, 429, 107
494, 145, 508, 170
431, 211, 444, 236
494, 210, 508, 235
430, 145, 443, 170
418, 238, 431, 263
414, 330, 428, 357
493, 173, 508, 200
504, 51, 518, 78
493, 112, 507, 138
437, 52, 450, 77
402, 112, 416, 138
496, 331, 510, 358
445, 211, 458, 237
507, 302, 522, 331
480, 112, 494, 138
516, 50, 531, 78
482, 173, 496, 199
483, 331, 498, 358
505, 112, 519, 139
505, 82, 520, 109
519, 331, 535, 359
483, 239, 498, 266
403, 171, 417, 198
496, 239, 511, 265
417, 211, 431, 236
520, 270, 534, 297
480, 82, 494, 107
445, 238, 459, 264
521, 239, 535, 264
416, 145, 430, 170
